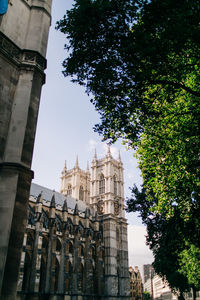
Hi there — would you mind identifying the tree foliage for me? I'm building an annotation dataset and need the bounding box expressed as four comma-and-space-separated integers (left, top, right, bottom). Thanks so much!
56, 0, 200, 291
127, 186, 190, 293
56, 0, 200, 144
143, 291, 152, 300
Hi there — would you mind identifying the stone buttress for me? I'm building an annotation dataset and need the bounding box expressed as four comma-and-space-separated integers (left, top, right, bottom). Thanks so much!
0, 1, 52, 298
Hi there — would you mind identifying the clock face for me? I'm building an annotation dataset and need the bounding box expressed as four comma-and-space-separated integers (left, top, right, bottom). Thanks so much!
0, 0, 8, 15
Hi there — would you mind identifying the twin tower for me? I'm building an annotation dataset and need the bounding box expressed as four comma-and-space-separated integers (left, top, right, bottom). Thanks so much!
60, 145, 125, 217
60, 145, 130, 299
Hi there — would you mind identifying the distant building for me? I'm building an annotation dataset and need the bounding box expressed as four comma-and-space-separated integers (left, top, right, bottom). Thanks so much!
153, 275, 177, 300
143, 264, 155, 284
143, 264, 155, 297
143, 265, 176, 300
143, 264, 152, 284
129, 266, 143, 300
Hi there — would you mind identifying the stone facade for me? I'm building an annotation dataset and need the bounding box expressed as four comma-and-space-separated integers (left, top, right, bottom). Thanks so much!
0, 1, 52, 299
17, 148, 130, 299
129, 267, 143, 300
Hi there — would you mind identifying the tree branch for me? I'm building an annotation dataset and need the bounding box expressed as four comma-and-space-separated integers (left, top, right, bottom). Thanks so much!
149, 79, 200, 98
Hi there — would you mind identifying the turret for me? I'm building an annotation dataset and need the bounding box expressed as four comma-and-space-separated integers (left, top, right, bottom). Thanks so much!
62, 196, 68, 222
92, 149, 97, 163
36, 191, 43, 214
50, 191, 56, 219
94, 211, 99, 231
75, 155, 79, 169
73, 203, 79, 225
85, 208, 90, 228
62, 160, 67, 174
106, 143, 112, 158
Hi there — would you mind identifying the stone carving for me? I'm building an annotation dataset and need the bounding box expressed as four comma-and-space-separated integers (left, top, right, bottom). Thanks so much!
114, 201, 120, 216
0, 32, 46, 70
97, 200, 104, 215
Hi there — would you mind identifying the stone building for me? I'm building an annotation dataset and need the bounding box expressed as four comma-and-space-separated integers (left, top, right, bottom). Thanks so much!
0, 0, 52, 298
17, 147, 130, 299
129, 266, 143, 300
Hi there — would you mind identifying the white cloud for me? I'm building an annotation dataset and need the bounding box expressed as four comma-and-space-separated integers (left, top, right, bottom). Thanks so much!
110, 146, 118, 159
88, 139, 98, 151
128, 225, 153, 276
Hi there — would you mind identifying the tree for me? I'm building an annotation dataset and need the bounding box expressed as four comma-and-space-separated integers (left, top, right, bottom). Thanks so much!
56, 0, 200, 145
56, 0, 200, 291
56, 0, 200, 212
126, 185, 190, 294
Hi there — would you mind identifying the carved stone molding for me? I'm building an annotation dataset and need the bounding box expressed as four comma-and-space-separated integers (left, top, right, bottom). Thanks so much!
0, 31, 46, 71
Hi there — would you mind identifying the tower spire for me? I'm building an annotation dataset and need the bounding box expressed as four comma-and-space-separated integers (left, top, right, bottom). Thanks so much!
118, 150, 121, 161
93, 148, 97, 161
63, 160, 67, 173
50, 190, 56, 208
107, 143, 111, 157
75, 155, 79, 168
86, 161, 89, 172
62, 195, 68, 212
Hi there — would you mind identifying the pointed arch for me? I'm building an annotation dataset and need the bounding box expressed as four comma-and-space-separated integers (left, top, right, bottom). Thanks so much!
78, 263, 84, 292
99, 174, 105, 194
67, 184, 72, 196
113, 174, 117, 195
39, 234, 48, 292
79, 185, 84, 201
21, 251, 31, 291
65, 260, 72, 292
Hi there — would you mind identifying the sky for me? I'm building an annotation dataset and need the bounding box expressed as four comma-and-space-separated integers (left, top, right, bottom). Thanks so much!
31, 0, 153, 275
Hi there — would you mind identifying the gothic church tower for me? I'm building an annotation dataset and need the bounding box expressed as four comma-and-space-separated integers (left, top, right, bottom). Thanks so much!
60, 147, 130, 299
60, 157, 90, 204
90, 145, 130, 299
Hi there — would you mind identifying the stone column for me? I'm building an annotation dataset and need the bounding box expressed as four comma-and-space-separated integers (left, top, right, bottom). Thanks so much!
29, 222, 43, 293
103, 216, 118, 298
118, 221, 131, 299
0, 164, 33, 300
44, 223, 54, 294
57, 231, 66, 294
17, 231, 28, 292
71, 230, 79, 297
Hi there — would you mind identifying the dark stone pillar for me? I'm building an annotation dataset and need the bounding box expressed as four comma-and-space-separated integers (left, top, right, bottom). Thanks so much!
44, 224, 54, 294
57, 231, 66, 294
0, 0, 52, 297
29, 223, 42, 293
0, 163, 33, 300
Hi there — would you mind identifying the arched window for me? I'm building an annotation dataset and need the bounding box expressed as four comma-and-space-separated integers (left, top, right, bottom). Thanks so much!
99, 174, 105, 194
67, 184, 72, 196
113, 175, 117, 195
79, 186, 84, 201
78, 263, 84, 291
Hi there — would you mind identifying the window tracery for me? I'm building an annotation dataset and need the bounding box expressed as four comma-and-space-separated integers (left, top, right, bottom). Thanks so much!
67, 184, 72, 196
113, 175, 117, 195
79, 185, 84, 201
99, 174, 105, 194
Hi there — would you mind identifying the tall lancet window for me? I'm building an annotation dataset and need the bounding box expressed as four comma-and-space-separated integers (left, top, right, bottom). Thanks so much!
79, 186, 84, 201
67, 184, 72, 196
99, 174, 105, 194
114, 175, 117, 195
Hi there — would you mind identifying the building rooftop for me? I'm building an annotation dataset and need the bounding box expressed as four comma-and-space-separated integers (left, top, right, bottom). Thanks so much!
30, 182, 88, 213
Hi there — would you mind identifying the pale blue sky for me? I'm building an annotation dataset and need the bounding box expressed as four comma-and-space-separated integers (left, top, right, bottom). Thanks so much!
31, 0, 153, 272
